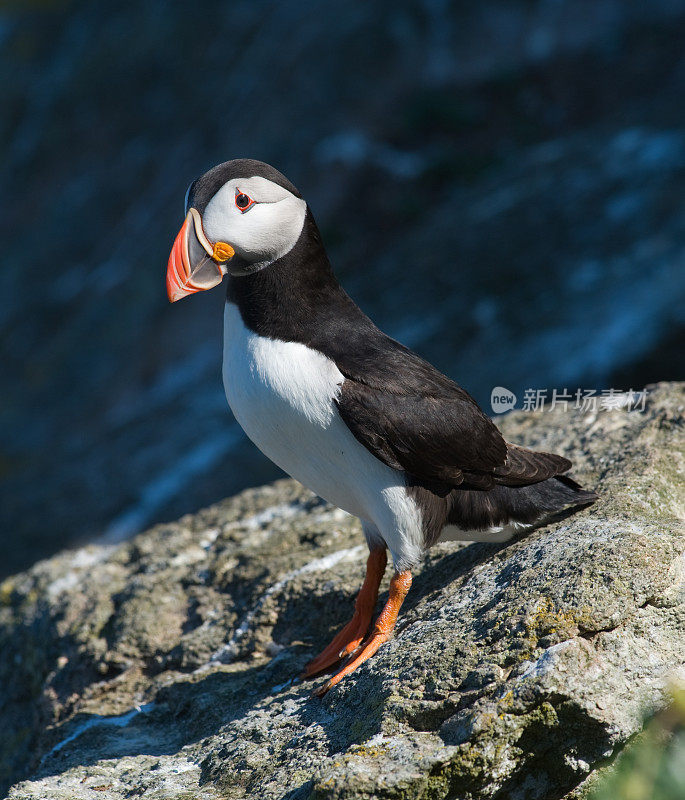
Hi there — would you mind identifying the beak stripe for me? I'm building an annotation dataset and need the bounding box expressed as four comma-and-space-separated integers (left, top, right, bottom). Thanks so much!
166, 209, 233, 303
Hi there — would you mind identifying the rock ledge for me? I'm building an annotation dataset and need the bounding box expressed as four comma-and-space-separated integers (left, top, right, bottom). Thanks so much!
1, 382, 683, 799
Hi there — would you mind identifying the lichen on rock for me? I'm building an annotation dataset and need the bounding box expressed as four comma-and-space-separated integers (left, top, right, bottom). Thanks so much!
1, 382, 683, 800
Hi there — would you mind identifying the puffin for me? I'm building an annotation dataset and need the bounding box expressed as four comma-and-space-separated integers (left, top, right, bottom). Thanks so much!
166, 159, 597, 695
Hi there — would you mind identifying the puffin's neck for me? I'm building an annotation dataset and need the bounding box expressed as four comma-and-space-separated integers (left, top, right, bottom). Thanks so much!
226, 209, 356, 342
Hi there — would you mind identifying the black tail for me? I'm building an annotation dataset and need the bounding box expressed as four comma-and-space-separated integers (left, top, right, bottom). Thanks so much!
446, 475, 598, 531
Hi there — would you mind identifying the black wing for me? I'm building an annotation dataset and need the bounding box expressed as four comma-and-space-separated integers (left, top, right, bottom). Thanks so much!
330, 329, 570, 489
336, 378, 507, 485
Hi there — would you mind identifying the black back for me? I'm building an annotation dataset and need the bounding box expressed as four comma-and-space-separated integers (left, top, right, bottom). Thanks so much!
226, 207, 511, 480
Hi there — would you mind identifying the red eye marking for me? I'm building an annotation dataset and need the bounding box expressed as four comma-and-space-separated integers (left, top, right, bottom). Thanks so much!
235, 191, 255, 212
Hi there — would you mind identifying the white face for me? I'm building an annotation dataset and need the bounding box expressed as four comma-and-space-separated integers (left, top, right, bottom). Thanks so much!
201, 176, 307, 272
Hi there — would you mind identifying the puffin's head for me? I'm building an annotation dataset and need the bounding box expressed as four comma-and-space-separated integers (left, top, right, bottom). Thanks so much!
166, 159, 307, 302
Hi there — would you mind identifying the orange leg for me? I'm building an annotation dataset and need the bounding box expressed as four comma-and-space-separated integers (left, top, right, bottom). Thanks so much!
314, 569, 412, 697
302, 549, 387, 678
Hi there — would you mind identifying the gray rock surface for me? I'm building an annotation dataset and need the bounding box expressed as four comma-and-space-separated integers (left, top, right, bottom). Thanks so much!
1, 382, 683, 799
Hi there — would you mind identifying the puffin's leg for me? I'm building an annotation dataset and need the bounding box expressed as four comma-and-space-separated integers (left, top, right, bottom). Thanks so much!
302, 548, 387, 678
314, 569, 412, 696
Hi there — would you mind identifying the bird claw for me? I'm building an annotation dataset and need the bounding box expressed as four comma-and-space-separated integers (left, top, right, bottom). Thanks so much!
312, 682, 330, 698
338, 640, 363, 660
301, 622, 367, 678
312, 629, 390, 696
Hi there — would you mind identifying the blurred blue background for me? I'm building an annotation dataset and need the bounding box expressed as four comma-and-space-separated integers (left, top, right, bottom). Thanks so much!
2, 0, 684, 578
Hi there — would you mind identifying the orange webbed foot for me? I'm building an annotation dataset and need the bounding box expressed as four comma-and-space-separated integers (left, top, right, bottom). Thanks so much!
301, 549, 387, 678
314, 569, 412, 696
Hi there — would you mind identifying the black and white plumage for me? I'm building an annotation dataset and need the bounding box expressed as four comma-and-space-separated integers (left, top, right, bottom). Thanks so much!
167, 159, 597, 692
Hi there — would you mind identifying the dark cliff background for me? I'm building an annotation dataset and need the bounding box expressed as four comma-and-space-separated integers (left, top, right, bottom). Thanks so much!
2, 0, 684, 578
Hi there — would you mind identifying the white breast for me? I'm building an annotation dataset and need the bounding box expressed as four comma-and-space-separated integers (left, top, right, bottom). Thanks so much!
222, 302, 424, 569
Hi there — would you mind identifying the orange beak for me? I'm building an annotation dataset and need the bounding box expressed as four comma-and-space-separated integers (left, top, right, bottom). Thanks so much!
166, 208, 235, 302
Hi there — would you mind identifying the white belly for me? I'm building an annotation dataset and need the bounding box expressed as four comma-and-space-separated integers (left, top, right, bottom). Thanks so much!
222, 302, 424, 568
